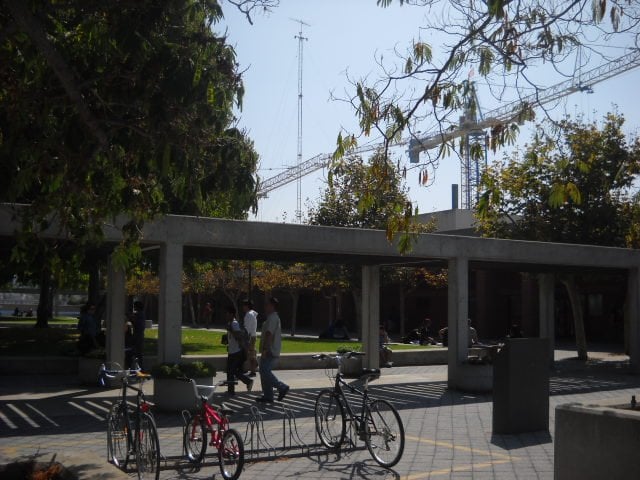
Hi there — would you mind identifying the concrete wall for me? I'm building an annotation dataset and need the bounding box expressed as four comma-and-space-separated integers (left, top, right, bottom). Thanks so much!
0, 348, 448, 375
555, 401, 640, 480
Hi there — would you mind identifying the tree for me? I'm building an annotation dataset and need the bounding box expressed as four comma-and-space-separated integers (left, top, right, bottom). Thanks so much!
335, 0, 639, 241
477, 113, 640, 359
309, 153, 435, 336
0, 0, 259, 325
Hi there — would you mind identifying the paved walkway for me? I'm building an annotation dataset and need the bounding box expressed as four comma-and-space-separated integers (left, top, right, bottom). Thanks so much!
1, 349, 638, 479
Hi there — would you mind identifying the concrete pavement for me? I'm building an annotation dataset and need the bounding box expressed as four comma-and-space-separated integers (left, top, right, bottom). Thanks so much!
1, 349, 639, 479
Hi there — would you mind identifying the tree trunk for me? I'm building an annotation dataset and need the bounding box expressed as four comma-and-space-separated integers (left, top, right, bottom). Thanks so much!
88, 261, 101, 306
562, 275, 588, 361
187, 293, 197, 326
398, 284, 406, 338
36, 268, 53, 328
352, 289, 362, 341
289, 291, 299, 337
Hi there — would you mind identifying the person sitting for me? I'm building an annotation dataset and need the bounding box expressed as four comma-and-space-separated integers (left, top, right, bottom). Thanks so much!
418, 317, 437, 345
379, 324, 393, 367
507, 324, 524, 338
439, 326, 448, 346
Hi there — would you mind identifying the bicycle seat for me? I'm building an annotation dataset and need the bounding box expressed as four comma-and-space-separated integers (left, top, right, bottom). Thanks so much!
359, 368, 380, 381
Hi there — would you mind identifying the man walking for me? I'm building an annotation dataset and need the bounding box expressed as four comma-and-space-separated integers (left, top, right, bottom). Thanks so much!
241, 299, 258, 377
255, 297, 289, 403
224, 305, 253, 395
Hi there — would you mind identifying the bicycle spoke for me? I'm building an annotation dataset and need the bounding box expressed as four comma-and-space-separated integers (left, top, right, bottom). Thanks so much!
365, 399, 405, 468
218, 429, 244, 480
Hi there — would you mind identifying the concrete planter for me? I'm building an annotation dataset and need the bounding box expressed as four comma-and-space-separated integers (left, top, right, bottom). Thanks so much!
339, 356, 363, 378
153, 377, 215, 412
451, 363, 493, 392
555, 399, 640, 480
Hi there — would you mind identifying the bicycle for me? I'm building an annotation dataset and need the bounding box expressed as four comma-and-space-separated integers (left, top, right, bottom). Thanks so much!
180, 377, 244, 480
99, 363, 160, 480
312, 352, 405, 468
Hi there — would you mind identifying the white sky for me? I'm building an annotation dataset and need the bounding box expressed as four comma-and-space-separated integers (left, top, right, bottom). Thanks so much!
218, 1, 640, 223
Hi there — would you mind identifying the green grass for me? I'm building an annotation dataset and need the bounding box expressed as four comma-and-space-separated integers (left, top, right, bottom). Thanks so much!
0, 324, 436, 357
0, 316, 78, 325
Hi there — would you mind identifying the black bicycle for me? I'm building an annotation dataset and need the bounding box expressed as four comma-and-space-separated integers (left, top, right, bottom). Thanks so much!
312, 352, 405, 468
100, 363, 160, 480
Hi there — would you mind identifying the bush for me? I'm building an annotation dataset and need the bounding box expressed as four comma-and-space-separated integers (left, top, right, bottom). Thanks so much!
336, 344, 361, 355
151, 361, 216, 379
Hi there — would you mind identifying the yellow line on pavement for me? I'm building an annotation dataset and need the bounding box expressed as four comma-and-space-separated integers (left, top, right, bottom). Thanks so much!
405, 435, 517, 460
401, 435, 520, 479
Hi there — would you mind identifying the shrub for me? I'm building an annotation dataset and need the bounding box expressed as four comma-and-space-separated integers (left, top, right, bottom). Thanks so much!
151, 361, 216, 379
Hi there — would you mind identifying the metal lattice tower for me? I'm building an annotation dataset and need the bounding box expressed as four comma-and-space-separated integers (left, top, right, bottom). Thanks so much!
293, 19, 309, 223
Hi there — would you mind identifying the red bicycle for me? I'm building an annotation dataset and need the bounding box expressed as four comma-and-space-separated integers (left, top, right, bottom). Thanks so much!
181, 377, 244, 480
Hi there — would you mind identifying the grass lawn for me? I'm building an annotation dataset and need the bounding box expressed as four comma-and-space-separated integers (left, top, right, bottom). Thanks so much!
0, 324, 435, 357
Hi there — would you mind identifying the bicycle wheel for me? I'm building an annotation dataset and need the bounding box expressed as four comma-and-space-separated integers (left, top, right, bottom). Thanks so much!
314, 389, 346, 449
364, 399, 405, 468
183, 416, 207, 464
218, 428, 244, 480
107, 402, 129, 468
135, 411, 160, 480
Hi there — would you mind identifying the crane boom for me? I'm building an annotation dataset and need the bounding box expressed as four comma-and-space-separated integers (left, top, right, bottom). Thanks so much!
257, 49, 640, 197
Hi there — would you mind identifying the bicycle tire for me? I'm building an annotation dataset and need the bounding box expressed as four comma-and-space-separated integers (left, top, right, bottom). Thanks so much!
218, 428, 244, 480
314, 389, 346, 449
135, 411, 160, 480
183, 416, 207, 464
107, 402, 129, 468
364, 399, 405, 468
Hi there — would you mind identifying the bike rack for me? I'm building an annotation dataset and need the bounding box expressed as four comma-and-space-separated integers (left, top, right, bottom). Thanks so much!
243, 405, 276, 459
281, 403, 308, 453
180, 410, 192, 457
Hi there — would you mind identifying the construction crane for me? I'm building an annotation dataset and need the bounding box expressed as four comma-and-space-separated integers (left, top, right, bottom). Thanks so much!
257, 49, 640, 203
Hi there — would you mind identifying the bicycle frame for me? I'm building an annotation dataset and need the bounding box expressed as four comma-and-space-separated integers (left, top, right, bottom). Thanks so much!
119, 375, 152, 455
192, 397, 230, 448
332, 368, 375, 436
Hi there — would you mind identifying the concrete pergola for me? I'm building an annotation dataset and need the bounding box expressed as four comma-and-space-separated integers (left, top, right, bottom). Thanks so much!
2, 209, 640, 388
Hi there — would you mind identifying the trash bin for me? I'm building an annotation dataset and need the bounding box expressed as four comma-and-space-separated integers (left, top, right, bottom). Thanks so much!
492, 337, 550, 434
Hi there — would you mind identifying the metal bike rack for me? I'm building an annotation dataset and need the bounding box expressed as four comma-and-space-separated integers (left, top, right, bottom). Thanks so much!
281, 403, 308, 453
243, 405, 276, 459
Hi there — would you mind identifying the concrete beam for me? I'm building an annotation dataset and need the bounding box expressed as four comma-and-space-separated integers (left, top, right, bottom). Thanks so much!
447, 257, 469, 388
105, 257, 125, 368
158, 242, 183, 363
538, 273, 555, 365
362, 265, 380, 370
2, 205, 640, 269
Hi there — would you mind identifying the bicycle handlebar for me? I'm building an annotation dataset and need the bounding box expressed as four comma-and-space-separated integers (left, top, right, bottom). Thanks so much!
97, 364, 150, 387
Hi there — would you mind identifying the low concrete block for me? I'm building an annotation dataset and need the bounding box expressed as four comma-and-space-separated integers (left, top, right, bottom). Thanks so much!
555, 400, 640, 480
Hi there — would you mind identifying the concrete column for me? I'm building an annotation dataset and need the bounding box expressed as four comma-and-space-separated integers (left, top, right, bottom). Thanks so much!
447, 257, 468, 388
362, 265, 380, 370
627, 268, 640, 373
538, 273, 555, 365
158, 242, 183, 363
106, 256, 126, 368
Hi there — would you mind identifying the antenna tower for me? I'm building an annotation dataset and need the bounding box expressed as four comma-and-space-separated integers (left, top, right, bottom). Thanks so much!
292, 18, 309, 223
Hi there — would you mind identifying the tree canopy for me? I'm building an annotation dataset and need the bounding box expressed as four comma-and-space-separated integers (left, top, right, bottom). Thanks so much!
476, 113, 640, 246
332, 0, 639, 241
0, 0, 259, 254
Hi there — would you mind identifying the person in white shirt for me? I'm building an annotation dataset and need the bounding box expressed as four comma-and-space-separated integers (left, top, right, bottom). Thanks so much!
241, 299, 258, 377
255, 297, 289, 403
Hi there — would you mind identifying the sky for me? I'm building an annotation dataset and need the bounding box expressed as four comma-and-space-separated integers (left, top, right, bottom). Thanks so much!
218, 1, 640, 223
